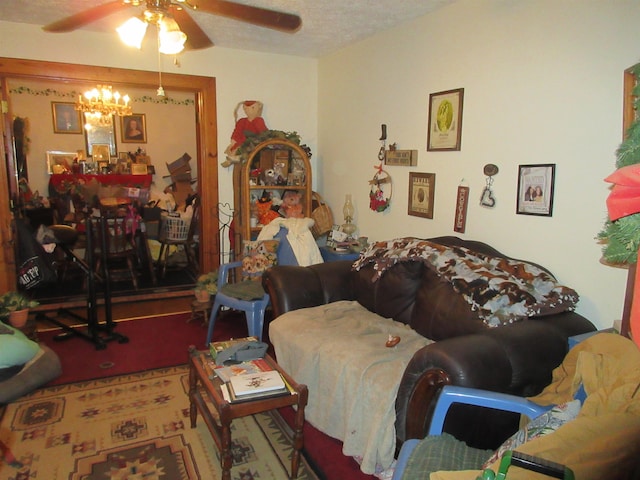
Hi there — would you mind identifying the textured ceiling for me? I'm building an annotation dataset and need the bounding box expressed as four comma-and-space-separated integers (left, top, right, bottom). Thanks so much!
0, 0, 455, 58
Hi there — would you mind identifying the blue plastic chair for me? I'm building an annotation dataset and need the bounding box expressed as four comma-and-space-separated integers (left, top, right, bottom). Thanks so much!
392, 385, 571, 480
205, 226, 300, 344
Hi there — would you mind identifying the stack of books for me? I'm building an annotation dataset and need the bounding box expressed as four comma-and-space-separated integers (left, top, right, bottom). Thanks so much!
225, 369, 291, 403
205, 338, 293, 403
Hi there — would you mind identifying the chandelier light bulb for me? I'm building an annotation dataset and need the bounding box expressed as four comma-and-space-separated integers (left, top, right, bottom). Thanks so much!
76, 84, 132, 123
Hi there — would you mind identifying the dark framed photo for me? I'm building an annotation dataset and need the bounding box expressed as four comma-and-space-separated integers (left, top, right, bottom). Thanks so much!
408, 172, 436, 218
427, 88, 464, 151
51, 102, 82, 134
121, 113, 147, 143
516, 164, 556, 216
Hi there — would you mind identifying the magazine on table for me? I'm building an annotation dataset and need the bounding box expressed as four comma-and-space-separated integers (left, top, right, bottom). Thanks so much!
212, 358, 272, 382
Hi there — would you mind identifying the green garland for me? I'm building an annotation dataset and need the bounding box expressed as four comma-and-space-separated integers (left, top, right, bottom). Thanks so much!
235, 129, 302, 162
598, 63, 640, 264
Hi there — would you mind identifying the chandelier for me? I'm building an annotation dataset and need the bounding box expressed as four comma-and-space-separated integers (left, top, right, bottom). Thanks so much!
117, 8, 187, 55
76, 85, 132, 126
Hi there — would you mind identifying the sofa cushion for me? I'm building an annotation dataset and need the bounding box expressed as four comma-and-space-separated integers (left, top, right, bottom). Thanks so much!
401, 433, 492, 477
270, 300, 433, 475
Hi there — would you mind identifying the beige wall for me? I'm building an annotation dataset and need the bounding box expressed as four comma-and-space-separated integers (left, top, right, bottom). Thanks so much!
318, 0, 640, 330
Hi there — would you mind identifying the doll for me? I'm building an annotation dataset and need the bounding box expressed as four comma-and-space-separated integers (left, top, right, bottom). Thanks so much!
221, 100, 268, 167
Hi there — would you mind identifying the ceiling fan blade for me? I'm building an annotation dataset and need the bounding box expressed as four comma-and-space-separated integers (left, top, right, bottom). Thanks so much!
171, 6, 214, 50
43, 1, 132, 32
192, 0, 301, 32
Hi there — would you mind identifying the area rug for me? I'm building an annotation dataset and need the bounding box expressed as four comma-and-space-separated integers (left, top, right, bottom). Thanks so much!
0, 365, 320, 480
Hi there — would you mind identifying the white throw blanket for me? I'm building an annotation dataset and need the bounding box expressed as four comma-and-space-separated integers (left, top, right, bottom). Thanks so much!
257, 217, 323, 266
269, 300, 433, 475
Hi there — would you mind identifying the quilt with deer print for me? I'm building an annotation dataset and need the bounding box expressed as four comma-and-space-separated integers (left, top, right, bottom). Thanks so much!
352, 238, 579, 327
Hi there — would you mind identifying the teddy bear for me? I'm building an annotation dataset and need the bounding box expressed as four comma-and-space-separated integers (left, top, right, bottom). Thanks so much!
221, 100, 268, 167
280, 190, 304, 219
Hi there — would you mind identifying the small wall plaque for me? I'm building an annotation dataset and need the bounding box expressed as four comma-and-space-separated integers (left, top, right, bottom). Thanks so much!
385, 150, 418, 167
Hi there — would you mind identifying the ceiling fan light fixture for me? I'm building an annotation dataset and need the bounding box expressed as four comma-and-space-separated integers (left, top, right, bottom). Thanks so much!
158, 16, 187, 55
117, 16, 148, 49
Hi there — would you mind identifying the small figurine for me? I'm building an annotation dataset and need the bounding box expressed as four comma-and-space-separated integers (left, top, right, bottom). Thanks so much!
385, 334, 401, 348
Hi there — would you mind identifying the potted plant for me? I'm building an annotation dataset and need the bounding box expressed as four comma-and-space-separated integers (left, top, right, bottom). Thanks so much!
195, 270, 218, 303
0, 291, 39, 328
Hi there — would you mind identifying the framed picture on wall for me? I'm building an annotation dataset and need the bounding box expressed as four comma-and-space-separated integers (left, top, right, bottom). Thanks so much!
91, 144, 110, 162
427, 88, 464, 151
516, 164, 556, 216
46, 151, 76, 174
408, 172, 436, 218
51, 102, 82, 134
121, 113, 147, 143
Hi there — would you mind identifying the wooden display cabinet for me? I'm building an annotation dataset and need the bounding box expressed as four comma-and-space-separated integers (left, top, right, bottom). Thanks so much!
233, 139, 312, 253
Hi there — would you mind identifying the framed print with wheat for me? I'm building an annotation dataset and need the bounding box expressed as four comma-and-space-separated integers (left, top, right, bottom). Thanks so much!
427, 88, 464, 151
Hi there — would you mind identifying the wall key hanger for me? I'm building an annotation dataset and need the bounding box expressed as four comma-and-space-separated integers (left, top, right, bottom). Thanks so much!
480, 163, 499, 208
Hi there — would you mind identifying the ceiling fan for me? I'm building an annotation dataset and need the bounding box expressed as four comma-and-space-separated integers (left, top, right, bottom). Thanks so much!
42, 0, 302, 51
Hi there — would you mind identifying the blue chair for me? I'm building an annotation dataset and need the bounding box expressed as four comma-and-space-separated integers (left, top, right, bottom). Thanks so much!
205, 227, 299, 344
392, 385, 583, 479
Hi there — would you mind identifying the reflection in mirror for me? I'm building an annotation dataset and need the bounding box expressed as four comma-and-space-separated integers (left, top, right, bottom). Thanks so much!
84, 114, 117, 156
8, 76, 202, 303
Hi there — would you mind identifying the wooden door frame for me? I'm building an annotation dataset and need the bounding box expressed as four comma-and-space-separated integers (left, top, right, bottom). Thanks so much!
0, 57, 219, 293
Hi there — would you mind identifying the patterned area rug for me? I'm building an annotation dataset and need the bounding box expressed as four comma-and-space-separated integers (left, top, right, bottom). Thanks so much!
0, 366, 320, 480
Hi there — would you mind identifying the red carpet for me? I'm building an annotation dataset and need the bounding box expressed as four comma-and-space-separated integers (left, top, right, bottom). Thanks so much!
39, 312, 241, 386
38, 311, 374, 480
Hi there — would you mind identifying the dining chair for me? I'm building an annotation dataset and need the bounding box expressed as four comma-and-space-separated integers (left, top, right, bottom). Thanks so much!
91, 204, 140, 290
156, 195, 199, 279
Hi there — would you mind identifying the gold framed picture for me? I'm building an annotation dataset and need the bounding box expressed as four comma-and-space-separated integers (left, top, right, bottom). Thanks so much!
131, 163, 148, 175
408, 172, 435, 219
91, 144, 110, 162
46, 151, 76, 174
121, 113, 147, 143
51, 102, 82, 134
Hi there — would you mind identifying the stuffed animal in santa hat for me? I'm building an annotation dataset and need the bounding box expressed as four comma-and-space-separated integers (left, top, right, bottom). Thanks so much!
221, 100, 268, 167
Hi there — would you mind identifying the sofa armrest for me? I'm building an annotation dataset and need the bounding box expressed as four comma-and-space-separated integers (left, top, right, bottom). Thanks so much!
396, 314, 595, 447
262, 260, 355, 318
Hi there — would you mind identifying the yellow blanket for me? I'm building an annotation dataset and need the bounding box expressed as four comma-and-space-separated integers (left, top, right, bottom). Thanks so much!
430, 333, 640, 480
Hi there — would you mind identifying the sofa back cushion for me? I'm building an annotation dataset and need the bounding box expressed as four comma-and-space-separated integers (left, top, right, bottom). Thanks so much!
353, 261, 486, 341
351, 236, 567, 341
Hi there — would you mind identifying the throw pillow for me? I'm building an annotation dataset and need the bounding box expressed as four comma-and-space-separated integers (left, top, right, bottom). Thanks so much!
241, 239, 279, 281
481, 399, 582, 469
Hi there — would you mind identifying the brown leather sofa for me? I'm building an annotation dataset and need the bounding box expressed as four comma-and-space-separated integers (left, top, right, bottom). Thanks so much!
262, 236, 596, 449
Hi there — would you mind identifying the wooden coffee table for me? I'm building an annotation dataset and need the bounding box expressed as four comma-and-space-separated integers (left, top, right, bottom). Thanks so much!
188, 348, 309, 480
